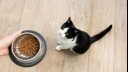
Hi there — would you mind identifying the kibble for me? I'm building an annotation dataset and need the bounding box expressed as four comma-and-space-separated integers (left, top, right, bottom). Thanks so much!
17, 35, 39, 58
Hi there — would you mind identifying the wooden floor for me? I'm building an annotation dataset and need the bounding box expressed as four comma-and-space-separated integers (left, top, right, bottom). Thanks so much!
0, 0, 127, 72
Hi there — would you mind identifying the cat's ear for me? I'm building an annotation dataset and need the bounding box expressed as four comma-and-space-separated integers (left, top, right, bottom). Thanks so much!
67, 17, 71, 24
67, 17, 75, 28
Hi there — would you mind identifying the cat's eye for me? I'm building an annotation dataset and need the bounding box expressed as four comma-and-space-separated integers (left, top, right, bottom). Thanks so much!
65, 33, 69, 36
61, 26, 65, 30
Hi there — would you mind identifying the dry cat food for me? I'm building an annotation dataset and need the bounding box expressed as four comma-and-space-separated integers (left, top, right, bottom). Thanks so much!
17, 35, 39, 58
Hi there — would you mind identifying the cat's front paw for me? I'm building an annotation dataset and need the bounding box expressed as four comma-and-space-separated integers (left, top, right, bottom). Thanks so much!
56, 46, 62, 51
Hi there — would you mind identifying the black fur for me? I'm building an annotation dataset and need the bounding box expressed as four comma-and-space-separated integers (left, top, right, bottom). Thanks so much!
61, 17, 77, 38
61, 17, 112, 54
91, 25, 112, 43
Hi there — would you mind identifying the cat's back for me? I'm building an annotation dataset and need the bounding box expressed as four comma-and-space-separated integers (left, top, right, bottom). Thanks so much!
73, 31, 92, 54
76, 30, 91, 44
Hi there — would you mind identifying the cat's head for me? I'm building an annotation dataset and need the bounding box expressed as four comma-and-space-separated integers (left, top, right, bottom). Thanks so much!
59, 17, 79, 39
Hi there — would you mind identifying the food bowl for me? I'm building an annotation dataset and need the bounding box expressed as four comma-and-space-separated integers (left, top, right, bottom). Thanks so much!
9, 30, 47, 67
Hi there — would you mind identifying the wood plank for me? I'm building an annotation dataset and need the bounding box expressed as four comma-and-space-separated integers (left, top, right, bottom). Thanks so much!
88, 0, 115, 72
114, 0, 127, 72
63, 0, 94, 72
36, 0, 71, 72
20, 0, 70, 72
0, 0, 25, 72
20, 0, 47, 72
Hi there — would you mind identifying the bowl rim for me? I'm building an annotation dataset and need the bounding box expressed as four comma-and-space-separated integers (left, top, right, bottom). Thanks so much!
11, 32, 42, 61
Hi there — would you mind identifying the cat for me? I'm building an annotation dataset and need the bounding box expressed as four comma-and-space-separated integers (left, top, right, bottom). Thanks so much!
56, 17, 112, 54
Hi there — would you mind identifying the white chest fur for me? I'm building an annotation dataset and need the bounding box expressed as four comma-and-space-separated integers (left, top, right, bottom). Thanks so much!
57, 28, 77, 49
58, 35, 77, 49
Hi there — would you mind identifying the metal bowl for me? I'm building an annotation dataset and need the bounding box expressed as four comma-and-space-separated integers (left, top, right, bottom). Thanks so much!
9, 30, 47, 67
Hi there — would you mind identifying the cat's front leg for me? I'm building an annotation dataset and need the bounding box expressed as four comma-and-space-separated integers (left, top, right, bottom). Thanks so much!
56, 45, 63, 51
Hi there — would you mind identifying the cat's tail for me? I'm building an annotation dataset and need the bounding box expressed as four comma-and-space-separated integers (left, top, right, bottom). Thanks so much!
91, 25, 112, 43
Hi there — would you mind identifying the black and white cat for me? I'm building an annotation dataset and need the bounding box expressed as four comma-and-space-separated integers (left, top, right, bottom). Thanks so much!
56, 17, 112, 54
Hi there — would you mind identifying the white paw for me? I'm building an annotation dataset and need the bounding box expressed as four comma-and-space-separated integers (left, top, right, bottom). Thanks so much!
56, 46, 62, 51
